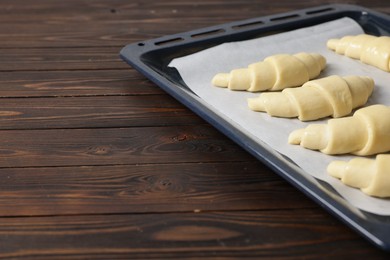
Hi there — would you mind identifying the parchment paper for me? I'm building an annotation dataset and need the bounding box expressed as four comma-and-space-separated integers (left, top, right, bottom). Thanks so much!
169, 17, 390, 215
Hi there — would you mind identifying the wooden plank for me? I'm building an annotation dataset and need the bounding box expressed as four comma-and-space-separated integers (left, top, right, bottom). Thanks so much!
0, 210, 385, 259
3, 0, 387, 48
0, 162, 313, 216
0, 0, 387, 25
0, 125, 255, 168
0, 2, 307, 22
0, 96, 204, 129
0, 70, 164, 97
0, 47, 128, 72
0, 19, 221, 48
0, 0, 316, 22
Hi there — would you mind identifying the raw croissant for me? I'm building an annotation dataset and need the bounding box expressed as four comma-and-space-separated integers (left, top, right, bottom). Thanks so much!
211, 52, 326, 91
248, 75, 374, 121
327, 34, 390, 72
328, 154, 390, 198
288, 104, 390, 156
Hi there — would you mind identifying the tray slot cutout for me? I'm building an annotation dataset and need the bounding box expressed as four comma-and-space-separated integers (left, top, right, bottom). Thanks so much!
306, 7, 335, 15
191, 29, 225, 38
232, 20, 264, 30
154, 37, 185, 46
270, 14, 300, 21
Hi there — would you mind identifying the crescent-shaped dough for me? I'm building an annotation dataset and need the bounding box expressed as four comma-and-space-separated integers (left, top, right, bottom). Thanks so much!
248, 75, 374, 121
327, 34, 390, 72
212, 53, 326, 91
288, 104, 390, 156
328, 154, 390, 198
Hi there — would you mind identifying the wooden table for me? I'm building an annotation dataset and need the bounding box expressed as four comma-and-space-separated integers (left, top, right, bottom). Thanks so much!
0, 0, 389, 258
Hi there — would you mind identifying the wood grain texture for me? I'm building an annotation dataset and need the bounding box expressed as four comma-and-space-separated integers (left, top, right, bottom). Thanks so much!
0, 210, 387, 259
0, 96, 204, 129
0, 0, 387, 48
0, 125, 255, 168
0, 0, 388, 257
0, 162, 313, 216
0, 0, 324, 48
0, 70, 164, 97
0, 47, 128, 72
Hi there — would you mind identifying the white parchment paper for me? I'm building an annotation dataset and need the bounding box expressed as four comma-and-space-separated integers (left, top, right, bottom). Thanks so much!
169, 17, 390, 215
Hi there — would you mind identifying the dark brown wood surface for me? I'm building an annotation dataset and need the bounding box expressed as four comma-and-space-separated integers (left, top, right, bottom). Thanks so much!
0, 0, 389, 258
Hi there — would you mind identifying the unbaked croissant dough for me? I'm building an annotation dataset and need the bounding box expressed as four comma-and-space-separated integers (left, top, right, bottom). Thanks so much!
288, 104, 390, 156
328, 154, 390, 198
211, 52, 326, 91
327, 34, 390, 72
248, 75, 374, 121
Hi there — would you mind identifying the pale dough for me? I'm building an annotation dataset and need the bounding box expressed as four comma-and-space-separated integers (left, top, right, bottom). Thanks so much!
328, 154, 390, 198
327, 34, 390, 72
211, 52, 326, 91
288, 104, 390, 156
248, 75, 374, 121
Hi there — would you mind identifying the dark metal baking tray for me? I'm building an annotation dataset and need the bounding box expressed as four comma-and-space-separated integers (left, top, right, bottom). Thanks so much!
120, 4, 390, 251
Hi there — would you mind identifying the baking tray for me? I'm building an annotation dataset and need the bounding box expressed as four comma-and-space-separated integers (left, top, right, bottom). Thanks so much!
120, 4, 390, 251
